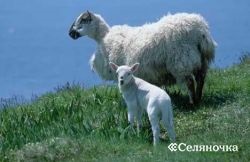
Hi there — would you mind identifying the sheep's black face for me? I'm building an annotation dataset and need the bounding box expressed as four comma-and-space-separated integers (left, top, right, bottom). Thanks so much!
69, 22, 81, 40
69, 11, 93, 40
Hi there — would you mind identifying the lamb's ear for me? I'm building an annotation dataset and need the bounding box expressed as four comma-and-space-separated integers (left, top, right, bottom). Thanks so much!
131, 63, 140, 73
109, 62, 118, 71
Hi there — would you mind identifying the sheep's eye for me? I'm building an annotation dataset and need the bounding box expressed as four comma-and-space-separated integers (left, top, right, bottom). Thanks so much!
76, 26, 82, 30
80, 18, 92, 24
80, 19, 86, 23
128, 73, 131, 76
80, 12, 92, 24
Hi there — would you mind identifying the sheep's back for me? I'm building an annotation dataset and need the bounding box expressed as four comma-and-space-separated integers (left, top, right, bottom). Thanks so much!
103, 13, 212, 85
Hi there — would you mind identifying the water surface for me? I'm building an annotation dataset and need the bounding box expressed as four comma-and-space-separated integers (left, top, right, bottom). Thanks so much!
1, 0, 250, 99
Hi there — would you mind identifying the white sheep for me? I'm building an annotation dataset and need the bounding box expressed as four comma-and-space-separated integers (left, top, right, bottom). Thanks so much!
69, 11, 216, 104
109, 62, 175, 145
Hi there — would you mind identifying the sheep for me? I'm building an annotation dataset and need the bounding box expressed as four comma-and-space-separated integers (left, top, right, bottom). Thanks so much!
109, 62, 176, 145
69, 11, 216, 104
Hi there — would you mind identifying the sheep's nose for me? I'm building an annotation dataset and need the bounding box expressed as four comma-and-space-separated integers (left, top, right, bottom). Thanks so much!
120, 76, 124, 79
69, 29, 80, 40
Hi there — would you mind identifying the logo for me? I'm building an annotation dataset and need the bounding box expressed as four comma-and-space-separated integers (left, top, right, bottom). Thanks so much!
168, 143, 178, 152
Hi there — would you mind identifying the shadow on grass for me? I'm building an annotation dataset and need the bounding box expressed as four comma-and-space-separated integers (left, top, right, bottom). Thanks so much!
169, 91, 236, 112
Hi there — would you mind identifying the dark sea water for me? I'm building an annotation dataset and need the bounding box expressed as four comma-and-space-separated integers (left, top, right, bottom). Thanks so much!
0, 0, 250, 99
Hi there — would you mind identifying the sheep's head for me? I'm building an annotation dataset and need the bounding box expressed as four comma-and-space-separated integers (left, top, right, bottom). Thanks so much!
69, 11, 95, 40
109, 62, 140, 86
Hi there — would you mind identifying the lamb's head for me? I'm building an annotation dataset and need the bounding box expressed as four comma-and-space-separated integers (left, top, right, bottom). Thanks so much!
69, 11, 109, 41
109, 62, 139, 86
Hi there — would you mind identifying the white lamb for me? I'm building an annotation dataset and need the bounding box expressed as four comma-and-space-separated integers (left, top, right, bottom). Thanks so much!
69, 11, 216, 104
109, 62, 176, 145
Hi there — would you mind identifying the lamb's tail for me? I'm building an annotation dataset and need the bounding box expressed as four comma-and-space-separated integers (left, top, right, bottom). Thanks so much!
198, 33, 217, 65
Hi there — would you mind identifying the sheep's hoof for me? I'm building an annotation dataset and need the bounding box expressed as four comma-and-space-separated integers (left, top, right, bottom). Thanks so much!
188, 102, 195, 107
194, 97, 202, 105
189, 100, 194, 104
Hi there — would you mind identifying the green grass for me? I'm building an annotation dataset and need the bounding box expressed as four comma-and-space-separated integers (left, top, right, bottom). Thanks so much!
0, 59, 249, 162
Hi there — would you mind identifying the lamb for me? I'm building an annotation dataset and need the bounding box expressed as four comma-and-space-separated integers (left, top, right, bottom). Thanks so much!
109, 62, 176, 145
69, 11, 216, 104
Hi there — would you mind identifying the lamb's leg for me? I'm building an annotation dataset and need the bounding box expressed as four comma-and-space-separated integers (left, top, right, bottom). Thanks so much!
161, 108, 176, 142
185, 75, 196, 105
127, 111, 135, 126
148, 112, 160, 146
195, 64, 207, 103
127, 102, 137, 126
136, 108, 143, 136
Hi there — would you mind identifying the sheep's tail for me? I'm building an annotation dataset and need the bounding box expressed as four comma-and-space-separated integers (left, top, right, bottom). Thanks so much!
198, 33, 217, 65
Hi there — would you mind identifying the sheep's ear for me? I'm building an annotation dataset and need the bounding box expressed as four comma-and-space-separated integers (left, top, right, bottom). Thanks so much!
109, 62, 118, 71
131, 63, 140, 73
87, 10, 92, 17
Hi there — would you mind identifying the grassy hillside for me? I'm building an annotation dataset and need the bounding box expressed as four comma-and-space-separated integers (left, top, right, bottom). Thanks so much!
0, 59, 249, 162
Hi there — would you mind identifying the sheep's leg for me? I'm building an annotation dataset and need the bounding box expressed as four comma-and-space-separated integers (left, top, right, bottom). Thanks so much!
185, 75, 196, 105
148, 111, 160, 146
161, 109, 176, 142
195, 65, 207, 103
195, 70, 206, 103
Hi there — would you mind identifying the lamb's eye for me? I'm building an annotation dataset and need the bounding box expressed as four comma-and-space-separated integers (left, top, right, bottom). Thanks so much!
128, 73, 131, 76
